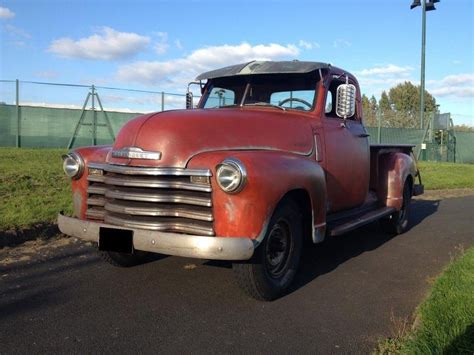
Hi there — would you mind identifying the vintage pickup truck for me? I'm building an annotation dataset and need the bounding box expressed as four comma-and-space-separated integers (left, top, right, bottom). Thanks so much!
58, 61, 423, 300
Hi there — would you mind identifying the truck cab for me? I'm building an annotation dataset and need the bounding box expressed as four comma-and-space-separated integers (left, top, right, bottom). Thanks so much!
59, 60, 423, 301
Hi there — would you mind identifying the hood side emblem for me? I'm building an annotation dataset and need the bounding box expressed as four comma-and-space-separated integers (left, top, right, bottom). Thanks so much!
112, 147, 162, 160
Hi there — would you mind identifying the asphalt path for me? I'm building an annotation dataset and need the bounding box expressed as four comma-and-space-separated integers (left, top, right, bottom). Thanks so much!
1, 196, 473, 354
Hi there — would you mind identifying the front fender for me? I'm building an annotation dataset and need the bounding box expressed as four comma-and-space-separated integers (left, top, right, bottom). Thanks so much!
188, 151, 327, 240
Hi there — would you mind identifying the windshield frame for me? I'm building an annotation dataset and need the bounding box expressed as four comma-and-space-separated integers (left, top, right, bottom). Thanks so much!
198, 72, 321, 112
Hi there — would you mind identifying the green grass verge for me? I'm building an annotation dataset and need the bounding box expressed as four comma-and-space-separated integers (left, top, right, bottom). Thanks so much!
418, 161, 474, 190
376, 247, 474, 354
0, 148, 72, 230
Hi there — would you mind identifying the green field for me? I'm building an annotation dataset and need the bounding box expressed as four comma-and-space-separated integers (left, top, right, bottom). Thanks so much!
418, 161, 474, 189
376, 247, 474, 354
0, 148, 72, 230
0, 148, 473, 230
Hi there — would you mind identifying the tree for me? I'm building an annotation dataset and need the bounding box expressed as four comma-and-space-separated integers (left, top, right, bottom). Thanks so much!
361, 94, 378, 127
387, 81, 437, 128
375, 82, 438, 128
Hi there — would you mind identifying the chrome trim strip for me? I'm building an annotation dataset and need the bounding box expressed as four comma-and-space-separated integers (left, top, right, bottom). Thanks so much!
103, 175, 212, 192
89, 163, 212, 177
58, 213, 254, 260
112, 147, 162, 160
87, 196, 106, 206
105, 188, 212, 207
87, 175, 106, 183
104, 201, 213, 222
87, 184, 106, 195
104, 213, 214, 236
86, 208, 105, 220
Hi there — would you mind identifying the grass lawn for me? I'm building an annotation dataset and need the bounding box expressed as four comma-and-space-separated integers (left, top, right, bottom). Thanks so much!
376, 247, 474, 354
0, 148, 72, 230
418, 161, 474, 190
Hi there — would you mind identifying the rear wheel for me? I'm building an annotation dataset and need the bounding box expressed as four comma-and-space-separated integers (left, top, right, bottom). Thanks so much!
381, 181, 412, 235
233, 198, 303, 301
99, 250, 151, 267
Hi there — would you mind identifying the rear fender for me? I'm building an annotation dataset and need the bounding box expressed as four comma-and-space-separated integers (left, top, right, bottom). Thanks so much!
188, 151, 327, 241
378, 152, 416, 210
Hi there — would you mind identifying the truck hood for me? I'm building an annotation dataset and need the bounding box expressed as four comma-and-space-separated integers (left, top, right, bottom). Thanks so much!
108, 108, 314, 168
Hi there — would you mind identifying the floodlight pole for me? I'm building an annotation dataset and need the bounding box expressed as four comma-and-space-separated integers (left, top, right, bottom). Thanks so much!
419, 0, 427, 130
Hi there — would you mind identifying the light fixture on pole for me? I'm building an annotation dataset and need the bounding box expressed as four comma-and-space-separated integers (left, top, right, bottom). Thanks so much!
410, 0, 440, 130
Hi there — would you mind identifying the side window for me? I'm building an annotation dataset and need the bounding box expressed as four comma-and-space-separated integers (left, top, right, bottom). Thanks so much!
325, 91, 333, 114
204, 87, 236, 108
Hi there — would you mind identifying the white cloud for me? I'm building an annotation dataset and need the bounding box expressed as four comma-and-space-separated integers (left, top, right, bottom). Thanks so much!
3, 24, 31, 38
154, 31, 169, 55
34, 70, 60, 80
298, 40, 320, 50
175, 39, 183, 50
428, 74, 474, 98
48, 27, 150, 60
333, 39, 351, 48
116, 42, 300, 86
358, 64, 414, 77
0, 6, 15, 19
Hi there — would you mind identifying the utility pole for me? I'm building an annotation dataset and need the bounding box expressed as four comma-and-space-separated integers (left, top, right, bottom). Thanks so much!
410, 0, 440, 130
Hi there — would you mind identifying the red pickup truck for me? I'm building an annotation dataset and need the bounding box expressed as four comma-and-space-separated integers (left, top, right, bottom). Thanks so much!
58, 61, 423, 300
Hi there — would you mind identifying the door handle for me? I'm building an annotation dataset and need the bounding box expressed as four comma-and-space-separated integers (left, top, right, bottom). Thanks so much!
357, 133, 370, 138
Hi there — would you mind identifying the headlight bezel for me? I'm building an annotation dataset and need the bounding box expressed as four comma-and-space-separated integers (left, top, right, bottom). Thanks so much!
216, 158, 247, 194
62, 152, 85, 179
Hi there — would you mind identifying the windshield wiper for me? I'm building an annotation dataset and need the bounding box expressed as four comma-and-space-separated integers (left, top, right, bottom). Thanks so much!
244, 102, 286, 111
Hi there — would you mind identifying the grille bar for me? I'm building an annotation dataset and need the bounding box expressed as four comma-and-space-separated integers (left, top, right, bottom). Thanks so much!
105, 187, 212, 207
89, 163, 212, 177
105, 213, 214, 236
103, 175, 211, 192
104, 200, 213, 221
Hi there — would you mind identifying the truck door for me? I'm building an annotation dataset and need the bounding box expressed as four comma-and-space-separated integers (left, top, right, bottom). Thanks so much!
322, 77, 370, 212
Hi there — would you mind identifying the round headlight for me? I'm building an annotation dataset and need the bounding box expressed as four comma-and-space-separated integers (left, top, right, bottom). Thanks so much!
216, 158, 247, 193
62, 152, 84, 179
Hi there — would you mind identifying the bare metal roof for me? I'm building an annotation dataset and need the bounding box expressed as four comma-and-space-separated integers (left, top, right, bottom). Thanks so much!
195, 60, 331, 80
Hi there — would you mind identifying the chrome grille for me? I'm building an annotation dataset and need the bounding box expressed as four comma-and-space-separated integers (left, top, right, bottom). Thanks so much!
86, 163, 214, 236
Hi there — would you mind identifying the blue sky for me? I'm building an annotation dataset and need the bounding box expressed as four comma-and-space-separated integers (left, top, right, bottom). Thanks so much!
1, 0, 473, 125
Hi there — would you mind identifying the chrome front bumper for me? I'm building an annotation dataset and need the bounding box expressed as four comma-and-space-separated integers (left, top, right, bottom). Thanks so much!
57, 214, 255, 260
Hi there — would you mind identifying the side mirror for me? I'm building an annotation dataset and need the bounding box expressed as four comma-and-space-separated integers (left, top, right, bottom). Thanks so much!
186, 91, 193, 110
336, 83, 356, 119
186, 81, 203, 109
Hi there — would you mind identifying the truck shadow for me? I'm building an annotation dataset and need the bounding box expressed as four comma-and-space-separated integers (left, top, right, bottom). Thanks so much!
289, 198, 440, 295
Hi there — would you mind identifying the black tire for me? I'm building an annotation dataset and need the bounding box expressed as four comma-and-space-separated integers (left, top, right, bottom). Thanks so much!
381, 180, 412, 235
99, 250, 151, 267
233, 198, 303, 301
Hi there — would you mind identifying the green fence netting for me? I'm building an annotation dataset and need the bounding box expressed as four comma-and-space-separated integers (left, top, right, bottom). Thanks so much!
1, 104, 473, 163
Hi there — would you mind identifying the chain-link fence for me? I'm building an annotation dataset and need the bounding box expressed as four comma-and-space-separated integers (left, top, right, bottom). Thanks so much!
1, 79, 473, 163
0, 80, 187, 148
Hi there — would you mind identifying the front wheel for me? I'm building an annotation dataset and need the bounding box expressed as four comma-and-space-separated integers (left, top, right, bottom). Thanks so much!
233, 198, 303, 301
381, 181, 412, 235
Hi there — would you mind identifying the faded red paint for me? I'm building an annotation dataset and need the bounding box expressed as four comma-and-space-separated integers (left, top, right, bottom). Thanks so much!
67, 65, 419, 241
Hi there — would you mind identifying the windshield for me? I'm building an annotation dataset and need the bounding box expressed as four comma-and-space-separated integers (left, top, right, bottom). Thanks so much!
200, 72, 320, 111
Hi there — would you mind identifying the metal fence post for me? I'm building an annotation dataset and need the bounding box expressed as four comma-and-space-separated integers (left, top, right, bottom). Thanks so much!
15, 79, 20, 147
377, 108, 382, 144
161, 91, 165, 111
92, 85, 97, 145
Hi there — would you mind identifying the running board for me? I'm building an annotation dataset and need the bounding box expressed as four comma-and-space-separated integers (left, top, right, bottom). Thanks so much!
329, 206, 395, 237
